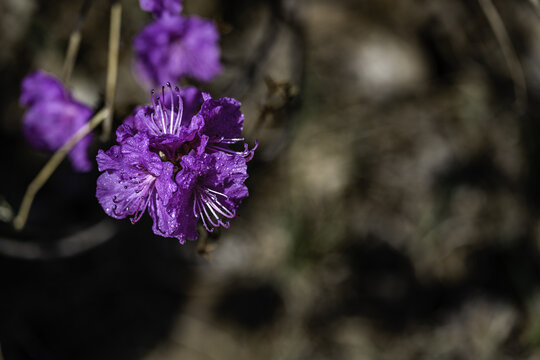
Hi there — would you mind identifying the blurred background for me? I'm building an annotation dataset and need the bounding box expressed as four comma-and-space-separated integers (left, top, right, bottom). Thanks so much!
2, 0, 540, 358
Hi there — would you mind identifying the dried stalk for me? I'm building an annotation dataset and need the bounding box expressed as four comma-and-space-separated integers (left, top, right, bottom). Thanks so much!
101, 2, 122, 141
13, 0, 122, 231
13, 108, 110, 231
62, 30, 82, 86
62, 0, 93, 85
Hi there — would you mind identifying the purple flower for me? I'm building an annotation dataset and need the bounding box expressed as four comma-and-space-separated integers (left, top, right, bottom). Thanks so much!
134, 15, 222, 86
97, 84, 256, 243
20, 71, 66, 106
173, 151, 248, 239
96, 133, 177, 227
139, 0, 182, 18
20, 71, 94, 172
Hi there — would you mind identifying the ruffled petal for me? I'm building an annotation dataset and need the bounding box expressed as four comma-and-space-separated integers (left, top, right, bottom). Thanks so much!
139, 0, 182, 18
68, 134, 93, 172
96, 146, 123, 172
198, 97, 244, 140
179, 86, 204, 126
134, 15, 222, 85
174, 152, 249, 234
20, 71, 66, 106
147, 191, 177, 239
154, 161, 177, 206
116, 105, 153, 143
22, 99, 93, 172
96, 170, 153, 220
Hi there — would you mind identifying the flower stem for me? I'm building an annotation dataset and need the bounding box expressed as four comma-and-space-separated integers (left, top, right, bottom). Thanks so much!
13, 108, 110, 231
100, 1, 122, 141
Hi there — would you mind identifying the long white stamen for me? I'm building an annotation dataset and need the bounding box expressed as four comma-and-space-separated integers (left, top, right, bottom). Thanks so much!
158, 104, 167, 134
168, 84, 175, 134
201, 200, 220, 227
213, 138, 245, 144
142, 114, 160, 135
203, 193, 235, 218
173, 95, 183, 135
193, 195, 199, 218
205, 188, 229, 199
204, 198, 222, 226
197, 200, 213, 232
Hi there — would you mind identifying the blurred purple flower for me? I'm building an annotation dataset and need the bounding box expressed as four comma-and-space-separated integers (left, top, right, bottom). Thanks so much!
139, 0, 182, 18
20, 71, 93, 172
96, 84, 255, 243
134, 15, 222, 86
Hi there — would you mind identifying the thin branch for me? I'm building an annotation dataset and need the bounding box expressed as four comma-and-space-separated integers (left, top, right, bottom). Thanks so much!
0, 220, 117, 260
13, 108, 110, 231
478, 0, 527, 113
100, 1, 122, 141
61, 0, 93, 85
62, 30, 82, 85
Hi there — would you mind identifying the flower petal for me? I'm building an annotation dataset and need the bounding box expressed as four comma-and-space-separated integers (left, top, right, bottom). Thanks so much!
96, 170, 152, 220
134, 15, 222, 85
23, 99, 93, 172
20, 71, 66, 107
139, 0, 182, 18
198, 97, 244, 140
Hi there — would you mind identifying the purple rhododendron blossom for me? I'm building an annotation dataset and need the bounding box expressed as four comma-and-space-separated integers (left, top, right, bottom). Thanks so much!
20, 71, 66, 106
134, 15, 222, 85
97, 83, 256, 243
20, 71, 94, 172
139, 0, 182, 18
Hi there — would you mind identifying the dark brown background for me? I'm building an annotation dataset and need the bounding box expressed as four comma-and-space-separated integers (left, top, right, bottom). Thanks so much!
1, 0, 540, 359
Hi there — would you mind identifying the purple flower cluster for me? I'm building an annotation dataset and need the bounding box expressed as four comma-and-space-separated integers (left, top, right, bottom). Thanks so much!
135, 0, 222, 86
96, 84, 256, 243
20, 71, 93, 172
139, 0, 182, 18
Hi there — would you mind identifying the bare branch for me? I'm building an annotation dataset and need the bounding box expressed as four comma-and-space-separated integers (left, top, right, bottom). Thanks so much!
13, 108, 110, 231
62, 30, 82, 86
100, 2, 122, 141
62, 0, 93, 85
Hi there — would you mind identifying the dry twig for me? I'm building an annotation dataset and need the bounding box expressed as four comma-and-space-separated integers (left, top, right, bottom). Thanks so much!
13, 108, 110, 231
62, 30, 82, 86
101, 1, 122, 141
61, 0, 92, 85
